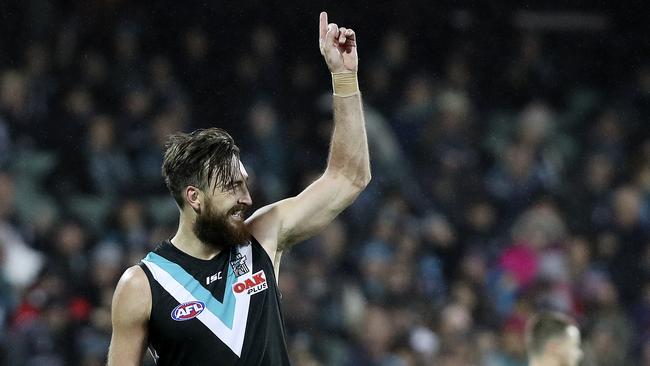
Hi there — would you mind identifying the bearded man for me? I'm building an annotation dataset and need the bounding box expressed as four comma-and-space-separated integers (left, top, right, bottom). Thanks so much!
107, 11, 370, 366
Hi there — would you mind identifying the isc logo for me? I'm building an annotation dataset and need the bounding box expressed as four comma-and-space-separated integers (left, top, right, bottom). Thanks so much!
171, 301, 205, 321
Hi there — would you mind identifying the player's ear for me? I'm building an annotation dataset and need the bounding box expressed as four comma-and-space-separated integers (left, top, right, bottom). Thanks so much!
184, 185, 202, 213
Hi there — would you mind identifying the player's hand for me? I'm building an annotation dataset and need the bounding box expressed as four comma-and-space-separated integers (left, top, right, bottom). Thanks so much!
319, 12, 358, 74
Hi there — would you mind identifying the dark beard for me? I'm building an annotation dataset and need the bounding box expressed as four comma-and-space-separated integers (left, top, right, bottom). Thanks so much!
193, 203, 250, 251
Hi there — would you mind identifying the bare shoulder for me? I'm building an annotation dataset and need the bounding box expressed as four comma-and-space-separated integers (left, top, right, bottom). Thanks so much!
112, 265, 151, 323
108, 265, 151, 365
246, 201, 282, 235
116, 265, 150, 295
246, 201, 285, 263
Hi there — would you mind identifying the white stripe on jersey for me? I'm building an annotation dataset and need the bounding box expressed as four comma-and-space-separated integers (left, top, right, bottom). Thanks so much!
142, 244, 254, 357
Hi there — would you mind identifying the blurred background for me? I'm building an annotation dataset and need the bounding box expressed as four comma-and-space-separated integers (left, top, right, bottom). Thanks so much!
0, 1, 649, 365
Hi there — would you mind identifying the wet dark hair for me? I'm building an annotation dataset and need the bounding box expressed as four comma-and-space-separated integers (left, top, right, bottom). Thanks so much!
162, 128, 240, 207
525, 311, 577, 356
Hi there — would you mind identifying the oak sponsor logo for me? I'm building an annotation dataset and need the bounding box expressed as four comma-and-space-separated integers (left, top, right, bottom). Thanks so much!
171, 301, 205, 321
232, 270, 268, 295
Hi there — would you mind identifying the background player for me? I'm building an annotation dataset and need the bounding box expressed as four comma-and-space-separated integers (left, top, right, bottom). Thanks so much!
526, 312, 583, 366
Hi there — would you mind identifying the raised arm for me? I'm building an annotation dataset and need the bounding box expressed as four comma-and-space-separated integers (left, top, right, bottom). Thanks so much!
247, 11, 370, 269
107, 266, 151, 366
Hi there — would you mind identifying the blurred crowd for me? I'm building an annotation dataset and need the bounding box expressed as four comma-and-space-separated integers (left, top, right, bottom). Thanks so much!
1, 1, 649, 365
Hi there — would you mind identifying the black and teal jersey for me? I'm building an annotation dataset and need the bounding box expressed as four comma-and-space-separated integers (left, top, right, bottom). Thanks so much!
139, 238, 291, 365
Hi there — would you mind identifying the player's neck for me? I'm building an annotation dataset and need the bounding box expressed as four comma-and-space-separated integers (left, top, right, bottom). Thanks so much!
171, 216, 221, 260
530, 356, 558, 366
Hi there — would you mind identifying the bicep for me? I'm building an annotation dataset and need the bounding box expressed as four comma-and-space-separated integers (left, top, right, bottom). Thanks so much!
281, 172, 361, 243
107, 266, 151, 366
248, 171, 363, 255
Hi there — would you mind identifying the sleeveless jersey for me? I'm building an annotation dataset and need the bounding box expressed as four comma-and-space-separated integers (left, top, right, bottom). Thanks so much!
139, 238, 291, 365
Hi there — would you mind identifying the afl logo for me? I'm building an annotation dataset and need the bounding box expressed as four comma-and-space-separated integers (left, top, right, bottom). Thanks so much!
171, 301, 205, 321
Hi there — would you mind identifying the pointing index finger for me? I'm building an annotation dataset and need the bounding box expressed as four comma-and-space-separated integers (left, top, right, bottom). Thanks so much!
319, 12, 328, 42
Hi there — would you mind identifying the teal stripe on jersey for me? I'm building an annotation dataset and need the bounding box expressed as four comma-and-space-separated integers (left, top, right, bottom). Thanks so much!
143, 252, 237, 329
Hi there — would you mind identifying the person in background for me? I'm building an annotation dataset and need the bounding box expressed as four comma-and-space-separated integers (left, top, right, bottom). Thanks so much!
526, 311, 583, 366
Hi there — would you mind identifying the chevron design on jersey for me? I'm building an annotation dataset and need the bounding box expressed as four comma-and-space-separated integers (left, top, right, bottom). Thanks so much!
141, 244, 253, 357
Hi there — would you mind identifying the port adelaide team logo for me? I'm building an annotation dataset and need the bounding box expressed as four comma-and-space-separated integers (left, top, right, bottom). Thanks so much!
230, 252, 249, 277
171, 301, 206, 321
